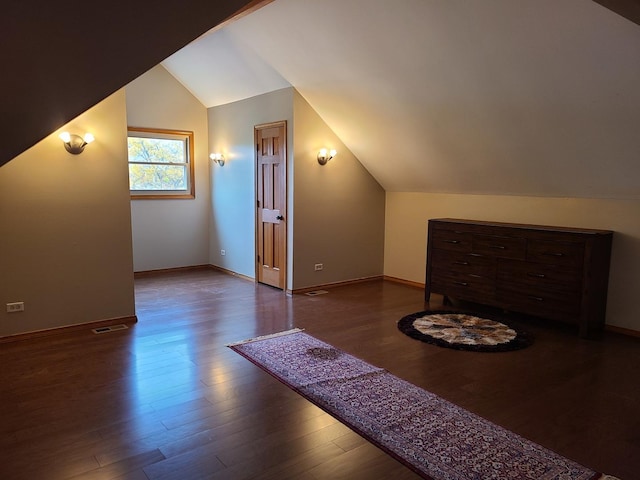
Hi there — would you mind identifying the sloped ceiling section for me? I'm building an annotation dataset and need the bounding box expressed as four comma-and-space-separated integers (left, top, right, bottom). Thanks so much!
164, 0, 640, 198
594, 0, 640, 25
0, 0, 253, 167
162, 29, 291, 107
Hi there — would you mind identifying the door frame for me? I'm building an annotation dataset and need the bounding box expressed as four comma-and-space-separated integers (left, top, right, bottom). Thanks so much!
254, 120, 288, 291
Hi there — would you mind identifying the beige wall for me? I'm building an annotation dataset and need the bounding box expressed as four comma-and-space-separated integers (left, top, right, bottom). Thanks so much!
208, 88, 294, 282
125, 65, 210, 272
384, 192, 640, 330
207, 88, 385, 290
292, 91, 385, 289
0, 91, 135, 338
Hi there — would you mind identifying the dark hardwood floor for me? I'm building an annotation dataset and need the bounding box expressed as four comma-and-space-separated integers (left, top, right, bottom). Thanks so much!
1, 269, 639, 479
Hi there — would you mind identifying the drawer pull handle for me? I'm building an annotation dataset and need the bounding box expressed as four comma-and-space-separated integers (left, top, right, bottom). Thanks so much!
454, 281, 469, 287
489, 244, 506, 249
453, 261, 469, 266
528, 296, 544, 302
527, 273, 546, 278
543, 252, 564, 257
468, 274, 482, 278
445, 240, 460, 244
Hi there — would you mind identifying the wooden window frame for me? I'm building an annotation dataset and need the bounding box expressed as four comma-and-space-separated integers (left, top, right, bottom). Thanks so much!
127, 127, 195, 200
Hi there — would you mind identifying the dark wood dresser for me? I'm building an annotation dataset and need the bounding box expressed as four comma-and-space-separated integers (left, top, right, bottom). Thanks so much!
425, 218, 613, 337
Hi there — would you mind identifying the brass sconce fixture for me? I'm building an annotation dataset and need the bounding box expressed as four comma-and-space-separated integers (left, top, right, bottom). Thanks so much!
317, 148, 337, 165
210, 153, 226, 166
59, 131, 95, 154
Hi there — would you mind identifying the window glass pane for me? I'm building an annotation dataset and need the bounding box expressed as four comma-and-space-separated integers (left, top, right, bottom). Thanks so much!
129, 164, 188, 191
127, 127, 195, 199
127, 137, 186, 164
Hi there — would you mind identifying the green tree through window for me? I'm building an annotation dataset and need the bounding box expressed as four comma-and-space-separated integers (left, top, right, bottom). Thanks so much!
127, 127, 195, 199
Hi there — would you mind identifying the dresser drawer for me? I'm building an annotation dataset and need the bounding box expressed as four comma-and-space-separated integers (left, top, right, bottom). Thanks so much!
472, 234, 526, 259
431, 249, 495, 277
430, 227, 472, 253
497, 259, 581, 293
527, 240, 584, 267
431, 269, 495, 303
497, 284, 581, 319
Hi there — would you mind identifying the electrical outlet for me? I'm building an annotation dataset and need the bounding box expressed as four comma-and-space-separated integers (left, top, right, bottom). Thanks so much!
221, 249, 226, 256
314, 263, 323, 271
6, 302, 24, 313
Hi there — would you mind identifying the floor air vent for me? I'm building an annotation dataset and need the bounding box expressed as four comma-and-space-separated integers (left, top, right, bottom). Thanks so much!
92, 324, 129, 334
305, 290, 329, 296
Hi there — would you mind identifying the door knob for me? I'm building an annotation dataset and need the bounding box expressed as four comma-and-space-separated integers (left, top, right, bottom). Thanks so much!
276, 215, 284, 220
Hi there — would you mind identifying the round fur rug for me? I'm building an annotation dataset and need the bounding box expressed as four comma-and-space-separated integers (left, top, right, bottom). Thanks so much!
398, 310, 533, 352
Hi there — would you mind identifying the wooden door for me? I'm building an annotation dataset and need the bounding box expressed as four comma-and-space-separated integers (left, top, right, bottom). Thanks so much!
255, 122, 286, 289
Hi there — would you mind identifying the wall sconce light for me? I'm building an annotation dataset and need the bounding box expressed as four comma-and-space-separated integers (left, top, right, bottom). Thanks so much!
317, 148, 337, 165
59, 131, 95, 155
210, 153, 225, 166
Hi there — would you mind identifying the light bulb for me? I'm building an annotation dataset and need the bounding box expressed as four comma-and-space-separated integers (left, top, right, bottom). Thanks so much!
83, 133, 95, 144
59, 131, 71, 143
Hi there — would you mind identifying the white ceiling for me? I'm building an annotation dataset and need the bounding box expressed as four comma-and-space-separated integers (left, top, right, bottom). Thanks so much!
162, 0, 640, 198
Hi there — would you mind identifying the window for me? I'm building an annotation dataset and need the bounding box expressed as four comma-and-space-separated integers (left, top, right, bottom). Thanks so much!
127, 127, 195, 199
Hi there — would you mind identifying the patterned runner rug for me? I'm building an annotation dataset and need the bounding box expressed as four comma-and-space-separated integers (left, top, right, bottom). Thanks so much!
228, 329, 614, 480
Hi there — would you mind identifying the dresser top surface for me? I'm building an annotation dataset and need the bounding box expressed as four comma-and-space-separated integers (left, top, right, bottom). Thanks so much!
430, 218, 613, 236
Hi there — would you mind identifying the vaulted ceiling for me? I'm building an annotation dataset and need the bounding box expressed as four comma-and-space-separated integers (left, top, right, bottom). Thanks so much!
163, 0, 640, 197
2, 0, 639, 200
